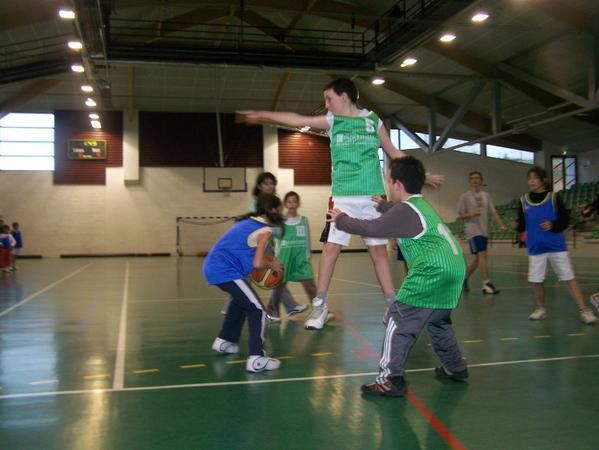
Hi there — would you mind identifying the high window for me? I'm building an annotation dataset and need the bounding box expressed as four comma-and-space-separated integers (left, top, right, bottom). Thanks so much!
0, 113, 54, 170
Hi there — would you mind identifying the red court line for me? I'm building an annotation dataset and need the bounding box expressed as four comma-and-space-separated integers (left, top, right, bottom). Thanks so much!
334, 309, 468, 450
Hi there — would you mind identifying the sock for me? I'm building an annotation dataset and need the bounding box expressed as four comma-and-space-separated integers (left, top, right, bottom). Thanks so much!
483, 279, 490, 286
313, 292, 327, 307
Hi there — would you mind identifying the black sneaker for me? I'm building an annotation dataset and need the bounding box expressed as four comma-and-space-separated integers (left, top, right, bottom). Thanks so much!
482, 281, 499, 295
463, 279, 470, 293
434, 366, 469, 381
361, 377, 406, 397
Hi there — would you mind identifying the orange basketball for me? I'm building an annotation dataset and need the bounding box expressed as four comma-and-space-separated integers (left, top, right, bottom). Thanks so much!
250, 256, 284, 290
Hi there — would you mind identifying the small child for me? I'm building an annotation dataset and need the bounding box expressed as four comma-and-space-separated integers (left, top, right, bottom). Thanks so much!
515, 166, 596, 324
11, 222, 22, 270
203, 193, 286, 372
268, 192, 315, 319
0, 225, 14, 273
328, 156, 468, 397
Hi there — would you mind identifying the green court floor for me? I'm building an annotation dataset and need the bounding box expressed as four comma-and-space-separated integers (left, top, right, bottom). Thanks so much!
0, 254, 598, 449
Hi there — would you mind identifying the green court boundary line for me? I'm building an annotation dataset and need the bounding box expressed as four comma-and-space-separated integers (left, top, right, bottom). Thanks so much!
2, 353, 598, 400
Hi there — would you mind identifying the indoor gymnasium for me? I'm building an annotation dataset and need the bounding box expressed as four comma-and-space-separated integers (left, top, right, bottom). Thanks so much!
1, 1, 598, 449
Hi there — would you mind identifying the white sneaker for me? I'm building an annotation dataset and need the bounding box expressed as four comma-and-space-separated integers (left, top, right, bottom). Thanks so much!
287, 304, 308, 317
211, 337, 239, 354
266, 314, 281, 323
529, 307, 547, 321
305, 304, 330, 330
246, 355, 281, 372
482, 282, 499, 295
590, 293, 599, 313
580, 309, 597, 325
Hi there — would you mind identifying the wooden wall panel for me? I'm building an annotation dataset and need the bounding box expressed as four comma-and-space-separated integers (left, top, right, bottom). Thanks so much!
139, 112, 262, 167
53, 110, 123, 185
278, 129, 331, 185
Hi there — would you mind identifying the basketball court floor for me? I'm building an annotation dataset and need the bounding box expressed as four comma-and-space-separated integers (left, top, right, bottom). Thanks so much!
0, 253, 598, 449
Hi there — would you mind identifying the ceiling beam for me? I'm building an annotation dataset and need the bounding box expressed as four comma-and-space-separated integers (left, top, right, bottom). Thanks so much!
359, 75, 540, 149
0, 79, 62, 118
526, 0, 591, 28
424, 41, 599, 128
271, 72, 290, 111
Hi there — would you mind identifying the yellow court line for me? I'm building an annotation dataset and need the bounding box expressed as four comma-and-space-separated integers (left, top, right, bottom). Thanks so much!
29, 380, 59, 385
275, 356, 293, 360
180, 364, 206, 369
500, 337, 519, 341
463, 339, 484, 344
84, 374, 111, 379
133, 369, 160, 374
567, 333, 585, 336
311, 352, 333, 357
225, 360, 246, 365
535, 335, 552, 339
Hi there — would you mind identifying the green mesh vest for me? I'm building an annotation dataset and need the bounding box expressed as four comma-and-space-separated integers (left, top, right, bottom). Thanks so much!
397, 195, 466, 309
329, 111, 385, 196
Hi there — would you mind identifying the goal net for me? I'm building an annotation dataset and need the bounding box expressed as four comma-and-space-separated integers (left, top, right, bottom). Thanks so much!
176, 216, 237, 256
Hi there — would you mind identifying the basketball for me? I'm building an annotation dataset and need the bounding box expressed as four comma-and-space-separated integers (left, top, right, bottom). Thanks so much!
250, 256, 284, 289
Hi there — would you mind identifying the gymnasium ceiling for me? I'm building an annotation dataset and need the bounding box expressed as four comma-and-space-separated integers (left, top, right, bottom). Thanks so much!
0, 0, 598, 154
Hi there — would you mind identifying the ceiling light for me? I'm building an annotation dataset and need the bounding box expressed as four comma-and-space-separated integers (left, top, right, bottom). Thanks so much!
471, 12, 489, 23
91, 120, 102, 129
400, 57, 418, 67
81, 85, 94, 93
85, 98, 97, 107
299, 126, 310, 132
71, 64, 85, 73
439, 33, 456, 43
58, 9, 75, 19
371, 77, 385, 85
68, 41, 83, 50
89, 113, 100, 120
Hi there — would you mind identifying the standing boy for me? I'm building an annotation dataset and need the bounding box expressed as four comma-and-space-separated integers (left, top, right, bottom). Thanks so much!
515, 166, 596, 324
457, 171, 505, 294
329, 156, 467, 397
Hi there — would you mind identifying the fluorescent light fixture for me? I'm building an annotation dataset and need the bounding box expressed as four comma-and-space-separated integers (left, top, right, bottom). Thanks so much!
400, 57, 418, 67
89, 113, 100, 120
371, 77, 385, 85
71, 64, 85, 73
85, 98, 97, 107
471, 12, 489, 23
68, 41, 83, 50
299, 126, 311, 132
91, 120, 102, 129
81, 85, 94, 93
58, 9, 75, 19
439, 33, 456, 43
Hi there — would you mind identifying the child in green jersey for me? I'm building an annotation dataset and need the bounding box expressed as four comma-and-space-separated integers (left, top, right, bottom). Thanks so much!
269, 191, 316, 319
329, 156, 468, 397
240, 78, 443, 332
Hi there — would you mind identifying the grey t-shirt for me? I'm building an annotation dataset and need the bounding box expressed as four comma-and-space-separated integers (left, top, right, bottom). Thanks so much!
456, 190, 496, 239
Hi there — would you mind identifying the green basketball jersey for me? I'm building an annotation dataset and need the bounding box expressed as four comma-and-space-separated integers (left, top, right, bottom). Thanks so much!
396, 195, 466, 309
277, 216, 313, 282
328, 111, 385, 196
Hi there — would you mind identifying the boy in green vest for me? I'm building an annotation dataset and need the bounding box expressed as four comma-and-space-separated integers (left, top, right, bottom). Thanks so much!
329, 156, 468, 397
239, 79, 443, 331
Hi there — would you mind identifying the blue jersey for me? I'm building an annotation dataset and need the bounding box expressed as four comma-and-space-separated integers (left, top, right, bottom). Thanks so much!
203, 217, 272, 284
521, 192, 567, 255
0, 234, 10, 249
11, 230, 22, 248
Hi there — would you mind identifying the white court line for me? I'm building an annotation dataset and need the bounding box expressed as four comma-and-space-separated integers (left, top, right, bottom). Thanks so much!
1, 353, 598, 400
129, 291, 383, 304
112, 263, 129, 390
0, 263, 93, 319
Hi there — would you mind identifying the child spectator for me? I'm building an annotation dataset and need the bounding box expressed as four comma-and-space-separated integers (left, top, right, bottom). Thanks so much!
11, 222, 22, 270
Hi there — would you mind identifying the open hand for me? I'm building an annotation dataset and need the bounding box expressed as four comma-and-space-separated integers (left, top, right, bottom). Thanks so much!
327, 208, 344, 222
425, 173, 445, 188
